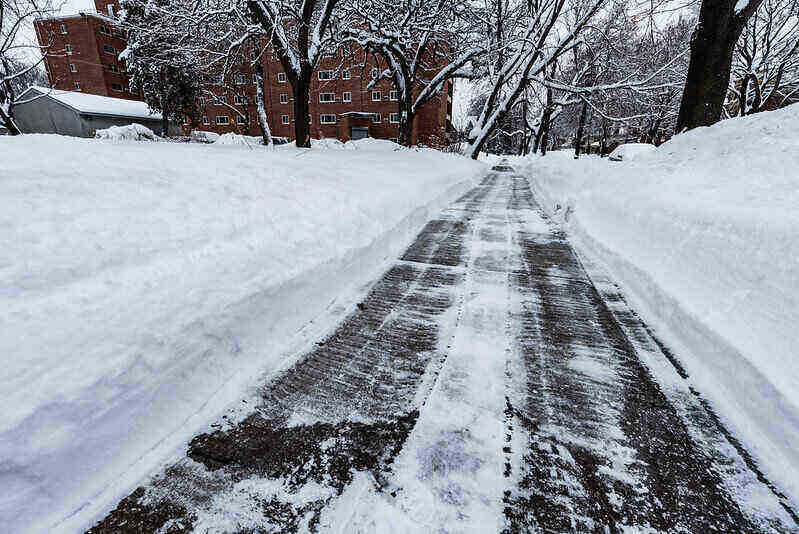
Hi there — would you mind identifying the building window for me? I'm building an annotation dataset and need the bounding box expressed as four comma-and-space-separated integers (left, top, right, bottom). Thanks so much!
98, 25, 111, 35
216, 115, 229, 125
203, 116, 209, 124
308, 114, 312, 123
74, 82, 81, 90
103, 44, 116, 54
277, 72, 286, 83
107, 64, 119, 72
111, 83, 123, 91
390, 90, 398, 101
342, 91, 351, 102
372, 90, 381, 101
60, 23, 67, 34
234, 95, 244, 105
183, 116, 189, 125
373, 112, 381, 123
279, 93, 288, 104
320, 114, 336, 124
107, 4, 115, 16
233, 73, 246, 85
319, 92, 335, 103
321, 49, 337, 58
318, 70, 334, 80
390, 112, 400, 123
237, 116, 245, 124
342, 69, 350, 80
371, 68, 378, 79
65, 44, 72, 55
69, 63, 77, 73
281, 114, 289, 124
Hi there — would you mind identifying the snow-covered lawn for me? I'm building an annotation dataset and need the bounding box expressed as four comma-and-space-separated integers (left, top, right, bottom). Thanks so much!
0, 134, 484, 534
520, 104, 799, 507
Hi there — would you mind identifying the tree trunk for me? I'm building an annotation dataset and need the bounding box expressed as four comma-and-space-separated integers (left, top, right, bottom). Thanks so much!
160, 71, 169, 137
540, 113, 551, 156
574, 100, 588, 159
676, 0, 761, 131
519, 96, 528, 155
255, 68, 273, 146
539, 87, 553, 156
649, 117, 662, 144
162, 106, 169, 138
0, 74, 22, 135
293, 71, 312, 148
540, 124, 549, 156
398, 100, 415, 147
0, 105, 21, 135
600, 120, 608, 157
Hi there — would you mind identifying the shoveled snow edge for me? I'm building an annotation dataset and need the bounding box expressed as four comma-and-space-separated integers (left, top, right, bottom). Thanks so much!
45, 169, 485, 534
525, 168, 799, 510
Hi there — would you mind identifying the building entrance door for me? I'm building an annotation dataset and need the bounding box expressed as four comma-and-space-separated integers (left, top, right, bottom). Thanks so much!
351, 127, 369, 140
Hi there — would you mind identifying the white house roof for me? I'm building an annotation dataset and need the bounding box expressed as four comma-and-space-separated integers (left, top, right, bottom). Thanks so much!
19, 86, 161, 120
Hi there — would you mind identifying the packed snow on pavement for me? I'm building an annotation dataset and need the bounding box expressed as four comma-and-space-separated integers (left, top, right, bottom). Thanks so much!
519, 103, 799, 508
0, 134, 485, 534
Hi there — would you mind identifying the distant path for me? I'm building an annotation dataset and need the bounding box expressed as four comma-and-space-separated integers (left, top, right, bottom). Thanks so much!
86, 167, 798, 534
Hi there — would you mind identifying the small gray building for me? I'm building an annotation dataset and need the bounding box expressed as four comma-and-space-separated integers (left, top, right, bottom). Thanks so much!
12, 86, 169, 137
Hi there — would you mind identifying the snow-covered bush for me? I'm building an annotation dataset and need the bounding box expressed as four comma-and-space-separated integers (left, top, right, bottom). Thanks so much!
95, 123, 160, 142
212, 133, 270, 147
607, 142, 656, 162
191, 130, 220, 144
345, 138, 402, 151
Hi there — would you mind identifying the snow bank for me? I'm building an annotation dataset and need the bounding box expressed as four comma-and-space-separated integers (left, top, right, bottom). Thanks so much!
0, 134, 485, 534
521, 104, 799, 507
94, 123, 160, 142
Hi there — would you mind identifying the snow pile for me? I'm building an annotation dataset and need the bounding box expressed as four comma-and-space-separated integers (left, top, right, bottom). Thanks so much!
191, 130, 220, 143
607, 142, 655, 161
345, 138, 401, 150
522, 103, 799, 506
212, 132, 261, 147
0, 134, 485, 534
312, 137, 346, 149
94, 123, 160, 142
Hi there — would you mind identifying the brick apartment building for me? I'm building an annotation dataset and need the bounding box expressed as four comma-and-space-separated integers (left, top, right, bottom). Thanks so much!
35, 0, 454, 144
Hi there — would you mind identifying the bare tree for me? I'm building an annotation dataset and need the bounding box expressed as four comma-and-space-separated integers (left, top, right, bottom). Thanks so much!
465, 0, 606, 159
730, 0, 799, 115
1, 0, 55, 134
344, 0, 480, 146
248, 0, 343, 147
122, 0, 277, 142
